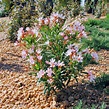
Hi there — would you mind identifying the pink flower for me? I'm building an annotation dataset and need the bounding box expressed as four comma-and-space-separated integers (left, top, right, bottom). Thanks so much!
74, 45, 79, 52
46, 68, 53, 77
64, 36, 68, 40
46, 58, 56, 68
66, 27, 73, 33
59, 32, 65, 37
37, 69, 45, 79
56, 60, 65, 67
47, 78, 53, 84
17, 27, 24, 41
28, 48, 34, 54
65, 49, 72, 56
38, 17, 44, 25
50, 12, 64, 23
36, 48, 42, 54
82, 48, 89, 54
29, 56, 35, 65
91, 52, 99, 62
44, 18, 50, 25
78, 25, 85, 32
21, 50, 27, 59
67, 44, 73, 49
81, 31, 87, 38
73, 21, 85, 32
37, 55, 43, 61
73, 21, 81, 31
87, 70, 95, 82
32, 28, 39, 36
75, 54, 83, 62
26, 27, 31, 31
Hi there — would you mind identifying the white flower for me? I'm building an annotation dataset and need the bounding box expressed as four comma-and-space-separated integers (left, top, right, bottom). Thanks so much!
37, 69, 45, 79
46, 68, 53, 77
36, 48, 42, 54
44, 18, 50, 25
47, 79, 53, 84
66, 49, 72, 56
87, 70, 95, 82
56, 60, 65, 67
46, 58, 56, 68
17, 27, 24, 41
26, 27, 30, 31
66, 27, 72, 33
91, 52, 99, 62
82, 48, 89, 54
32, 28, 39, 36
74, 45, 79, 52
50, 12, 65, 23
45, 40, 49, 45
38, 17, 44, 25
28, 48, 34, 54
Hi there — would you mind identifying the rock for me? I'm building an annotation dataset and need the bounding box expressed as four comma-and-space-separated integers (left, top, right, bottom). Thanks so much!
68, 96, 74, 102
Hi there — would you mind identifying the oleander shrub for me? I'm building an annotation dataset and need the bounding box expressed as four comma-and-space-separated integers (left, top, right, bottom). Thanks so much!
15, 13, 98, 95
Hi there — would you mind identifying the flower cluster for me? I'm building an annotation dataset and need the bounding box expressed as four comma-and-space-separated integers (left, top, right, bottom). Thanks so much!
16, 13, 98, 94
38, 12, 65, 28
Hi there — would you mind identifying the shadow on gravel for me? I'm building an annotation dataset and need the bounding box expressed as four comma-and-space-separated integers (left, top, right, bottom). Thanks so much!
56, 83, 106, 108
0, 62, 24, 72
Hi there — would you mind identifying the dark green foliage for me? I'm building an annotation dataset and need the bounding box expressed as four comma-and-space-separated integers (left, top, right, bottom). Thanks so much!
0, 3, 9, 17
92, 73, 109, 90
99, 19, 109, 30
83, 18, 109, 51
85, 18, 109, 30
0, 9, 8, 17
72, 100, 106, 109
84, 19, 100, 27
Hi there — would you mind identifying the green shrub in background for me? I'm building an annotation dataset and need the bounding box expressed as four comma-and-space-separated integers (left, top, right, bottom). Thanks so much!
8, 0, 37, 41
36, 0, 53, 17
83, 18, 109, 51
53, 0, 81, 18
0, 4, 7, 17
0, 0, 10, 17
2, 0, 10, 11
36, 0, 81, 18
